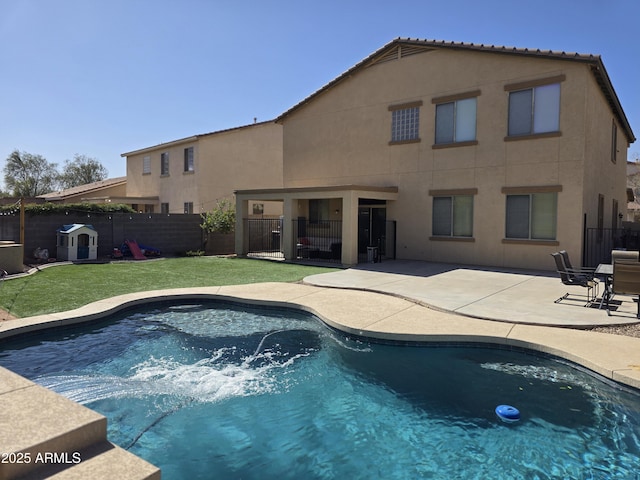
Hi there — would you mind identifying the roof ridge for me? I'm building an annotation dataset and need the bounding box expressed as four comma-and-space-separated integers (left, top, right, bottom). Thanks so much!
394, 37, 601, 60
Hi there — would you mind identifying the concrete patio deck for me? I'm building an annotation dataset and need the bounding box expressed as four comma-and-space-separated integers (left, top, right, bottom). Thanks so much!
303, 259, 640, 327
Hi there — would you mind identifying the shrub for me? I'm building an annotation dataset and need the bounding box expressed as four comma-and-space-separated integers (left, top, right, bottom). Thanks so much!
0, 202, 136, 215
200, 199, 235, 234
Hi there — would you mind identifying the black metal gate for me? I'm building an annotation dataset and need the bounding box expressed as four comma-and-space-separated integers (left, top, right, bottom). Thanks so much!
245, 218, 283, 260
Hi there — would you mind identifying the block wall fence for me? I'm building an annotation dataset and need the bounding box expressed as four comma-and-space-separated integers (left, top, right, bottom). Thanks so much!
0, 213, 234, 262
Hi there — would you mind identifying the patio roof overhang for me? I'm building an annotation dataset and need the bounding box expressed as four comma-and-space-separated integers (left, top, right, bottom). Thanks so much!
235, 185, 398, 266
234, 184, 399, 201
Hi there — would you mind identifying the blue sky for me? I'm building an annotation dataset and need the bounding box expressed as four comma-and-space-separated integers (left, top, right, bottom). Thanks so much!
1, 0, 638, 185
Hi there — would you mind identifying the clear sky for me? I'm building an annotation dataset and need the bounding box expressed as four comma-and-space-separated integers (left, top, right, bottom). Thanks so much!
1, 0, 638, 185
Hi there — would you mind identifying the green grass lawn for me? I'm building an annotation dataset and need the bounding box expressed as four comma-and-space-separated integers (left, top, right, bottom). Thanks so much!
0, 257, 339, 318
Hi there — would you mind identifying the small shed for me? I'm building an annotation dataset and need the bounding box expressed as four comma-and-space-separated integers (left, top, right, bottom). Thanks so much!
56, 224, 98, 261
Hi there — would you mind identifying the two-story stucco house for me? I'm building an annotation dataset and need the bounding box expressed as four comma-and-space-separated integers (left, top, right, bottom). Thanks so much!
122, 121, 283, 216
235, 38, 635, 270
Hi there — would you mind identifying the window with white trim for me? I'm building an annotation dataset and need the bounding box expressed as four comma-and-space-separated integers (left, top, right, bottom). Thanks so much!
435, 98, 477, 144
508, 83, 560, 136
432, 195, 474, 237
505, 192, 557, 240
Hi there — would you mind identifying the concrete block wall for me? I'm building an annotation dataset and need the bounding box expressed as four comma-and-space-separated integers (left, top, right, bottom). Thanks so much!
0, 213, 207, 261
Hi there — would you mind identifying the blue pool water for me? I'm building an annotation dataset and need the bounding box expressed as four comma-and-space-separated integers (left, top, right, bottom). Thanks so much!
1, 301, 640, 479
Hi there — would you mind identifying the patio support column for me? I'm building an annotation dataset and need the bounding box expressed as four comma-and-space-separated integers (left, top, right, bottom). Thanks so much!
341, 191, 359, 266
235, 197, 249, 256
282, 196, 295, 261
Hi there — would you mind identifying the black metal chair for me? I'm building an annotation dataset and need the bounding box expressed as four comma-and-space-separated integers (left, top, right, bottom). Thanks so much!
608, 260, 640, 318
558, 250, 596, 280
551, 252, 598, 305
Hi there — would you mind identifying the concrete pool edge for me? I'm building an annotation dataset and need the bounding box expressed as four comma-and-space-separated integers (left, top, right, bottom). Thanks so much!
2, 282, 640, 478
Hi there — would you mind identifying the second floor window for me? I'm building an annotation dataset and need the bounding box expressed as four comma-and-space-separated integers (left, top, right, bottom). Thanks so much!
389, 101, 422, 143
508, 83, 560, 137
184, 147, 194, 172
611, 120, 618, 164
435, 97, 477, 145
143, 156, 151, 174
161, 152, 169, 175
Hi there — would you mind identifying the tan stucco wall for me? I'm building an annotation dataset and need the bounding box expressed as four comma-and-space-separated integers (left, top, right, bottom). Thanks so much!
126, 123, 283, 214
280, 48, 630, 270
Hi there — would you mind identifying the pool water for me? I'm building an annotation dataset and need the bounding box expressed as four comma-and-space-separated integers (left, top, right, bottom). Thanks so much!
2, 302, 640, 479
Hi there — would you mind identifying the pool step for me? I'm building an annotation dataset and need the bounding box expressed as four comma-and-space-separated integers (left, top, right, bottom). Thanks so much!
46, 444, 160, 480
0, 367, 160, 480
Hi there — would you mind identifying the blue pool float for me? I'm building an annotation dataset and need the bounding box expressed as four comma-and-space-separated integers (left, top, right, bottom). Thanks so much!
495, 404, 520, 423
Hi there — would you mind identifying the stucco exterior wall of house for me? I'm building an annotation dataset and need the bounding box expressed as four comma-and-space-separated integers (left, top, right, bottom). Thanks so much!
581, 74, 630, 232
125, 122, 283, 215
279, 48, 630, 269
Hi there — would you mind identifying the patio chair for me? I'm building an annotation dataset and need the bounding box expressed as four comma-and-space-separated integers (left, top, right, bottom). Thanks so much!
611, 250, 640, 263
609, 260, 640, 318
558, 250, 596, 280
551, 252, 598, 305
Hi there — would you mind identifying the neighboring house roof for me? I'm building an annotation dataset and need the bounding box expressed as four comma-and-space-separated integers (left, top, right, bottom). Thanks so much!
39, 176, 127, 201
275, 37, 635, 144
120, 120, 276, 157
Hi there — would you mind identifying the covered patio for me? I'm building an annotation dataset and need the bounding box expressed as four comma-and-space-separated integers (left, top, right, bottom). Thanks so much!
235, 185, 398, 266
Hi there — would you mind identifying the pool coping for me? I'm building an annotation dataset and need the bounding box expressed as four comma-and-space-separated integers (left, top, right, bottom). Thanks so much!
2, 282, 640, 478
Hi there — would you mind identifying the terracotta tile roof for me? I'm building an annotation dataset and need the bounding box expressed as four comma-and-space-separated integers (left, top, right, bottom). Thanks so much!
39, 176, 127, 200
276, 37, 635, 143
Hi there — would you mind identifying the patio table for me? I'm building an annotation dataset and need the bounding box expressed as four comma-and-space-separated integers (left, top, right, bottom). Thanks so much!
595, 263, 613, 309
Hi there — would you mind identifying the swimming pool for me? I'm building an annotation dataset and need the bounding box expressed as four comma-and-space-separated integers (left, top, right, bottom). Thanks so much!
1, 301, 640, 479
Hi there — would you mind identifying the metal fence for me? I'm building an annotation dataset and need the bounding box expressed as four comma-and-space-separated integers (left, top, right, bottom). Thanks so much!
245, 218, 284, 260
244, 218, 396, 264
293, 219, 343, 264
583, 227, 640, 267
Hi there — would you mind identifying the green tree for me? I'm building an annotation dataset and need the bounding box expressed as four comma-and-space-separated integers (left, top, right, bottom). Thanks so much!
200, 199, 236, 234
59, 154, 108, 189
3, 150, 58, 196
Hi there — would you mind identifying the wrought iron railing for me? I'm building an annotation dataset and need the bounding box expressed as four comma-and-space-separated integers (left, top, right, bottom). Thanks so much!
244, 218, 396, 264
245, 218, 284, 260
293, 219, 343, 264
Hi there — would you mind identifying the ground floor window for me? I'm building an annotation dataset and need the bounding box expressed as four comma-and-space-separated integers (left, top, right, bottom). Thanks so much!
184, 202, 194, 214
505, 192, 557, 240
432, 195, 474, 237
161, 203, 170, 214
309, 199, 330, 224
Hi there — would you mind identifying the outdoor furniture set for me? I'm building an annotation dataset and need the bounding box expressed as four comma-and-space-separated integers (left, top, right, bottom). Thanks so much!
552, 249, 640, 318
